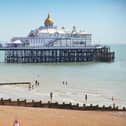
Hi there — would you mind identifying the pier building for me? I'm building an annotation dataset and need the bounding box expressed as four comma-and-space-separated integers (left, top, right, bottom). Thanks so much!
0, 14, 114, 63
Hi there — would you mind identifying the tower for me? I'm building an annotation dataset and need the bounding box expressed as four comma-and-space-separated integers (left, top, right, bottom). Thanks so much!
44, 13, 54, 27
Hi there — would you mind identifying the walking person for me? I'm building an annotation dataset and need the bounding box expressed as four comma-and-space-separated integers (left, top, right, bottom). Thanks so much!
62, 81, 64, 85
112, 96, 115, 108
37, 81, 39, 86
85, 94, 87, 102
28, 83, 31, 91
112, 96, 114, 101
65, 81, 68, 86
32, 84, 34, 89
35, 80, 38, 86
50, 92, 53, 102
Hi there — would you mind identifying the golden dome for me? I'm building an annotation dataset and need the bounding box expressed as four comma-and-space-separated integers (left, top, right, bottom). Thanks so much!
44, 13, 54, 26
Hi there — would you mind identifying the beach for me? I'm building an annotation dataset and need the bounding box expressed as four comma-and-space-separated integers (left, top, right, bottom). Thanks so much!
0, 105, 126, 126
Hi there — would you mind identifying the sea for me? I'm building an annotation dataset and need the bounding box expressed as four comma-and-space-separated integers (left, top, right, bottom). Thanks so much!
0, 44, 126, 107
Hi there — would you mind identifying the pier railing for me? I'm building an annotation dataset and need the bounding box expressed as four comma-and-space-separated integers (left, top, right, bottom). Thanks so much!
0, 46, 102, 50
0, 98, 125, 111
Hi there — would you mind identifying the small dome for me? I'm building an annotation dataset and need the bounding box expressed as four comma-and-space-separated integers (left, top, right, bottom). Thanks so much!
44, 13, 54, 26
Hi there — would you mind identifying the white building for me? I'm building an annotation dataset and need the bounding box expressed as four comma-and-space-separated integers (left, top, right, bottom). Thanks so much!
10, 14, 92, 48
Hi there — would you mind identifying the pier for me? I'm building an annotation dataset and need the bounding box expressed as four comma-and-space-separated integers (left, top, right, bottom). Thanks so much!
0, 14, 115, 63
0, 46, 115, 63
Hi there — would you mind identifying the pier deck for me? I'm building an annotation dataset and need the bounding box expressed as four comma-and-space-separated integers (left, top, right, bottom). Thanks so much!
0, 46, 115, 63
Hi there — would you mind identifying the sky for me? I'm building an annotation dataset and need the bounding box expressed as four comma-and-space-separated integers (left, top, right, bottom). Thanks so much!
0, 0, 126, 44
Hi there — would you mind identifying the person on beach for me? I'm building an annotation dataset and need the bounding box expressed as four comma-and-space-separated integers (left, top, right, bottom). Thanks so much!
28, 83, 31, 91
35, 80, 38, 86
112, 96, 114, 101
65, 81, 68, 86
62, 81, 64, 85
112, 96, 115, 108
13, 120, 20, 126
37, 81, 39, 86
85, 94, 87, 102
32, 84, 34, 89
50, 92, 53, 102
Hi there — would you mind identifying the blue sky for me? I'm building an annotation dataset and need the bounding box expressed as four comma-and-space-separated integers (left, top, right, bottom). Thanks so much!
0, 0, 126, 44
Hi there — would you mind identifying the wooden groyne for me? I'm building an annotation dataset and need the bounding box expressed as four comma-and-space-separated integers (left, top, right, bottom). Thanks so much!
0, 82, 31, 85
0, 98, 125, 111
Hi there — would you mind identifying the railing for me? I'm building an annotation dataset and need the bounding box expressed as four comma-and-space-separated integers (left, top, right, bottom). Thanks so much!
0, 44, 104, 50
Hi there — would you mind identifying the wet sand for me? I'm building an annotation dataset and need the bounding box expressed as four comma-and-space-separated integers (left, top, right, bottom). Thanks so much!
0, 105, 126, 126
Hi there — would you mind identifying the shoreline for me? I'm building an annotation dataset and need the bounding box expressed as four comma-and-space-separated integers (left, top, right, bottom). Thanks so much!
0, 105, 126, 126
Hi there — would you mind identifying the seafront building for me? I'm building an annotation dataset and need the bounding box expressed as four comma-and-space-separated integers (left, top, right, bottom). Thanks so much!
0, 14, 114, 63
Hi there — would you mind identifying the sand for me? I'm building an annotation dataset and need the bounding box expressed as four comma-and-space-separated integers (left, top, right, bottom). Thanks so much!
0, 105, 126, 126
